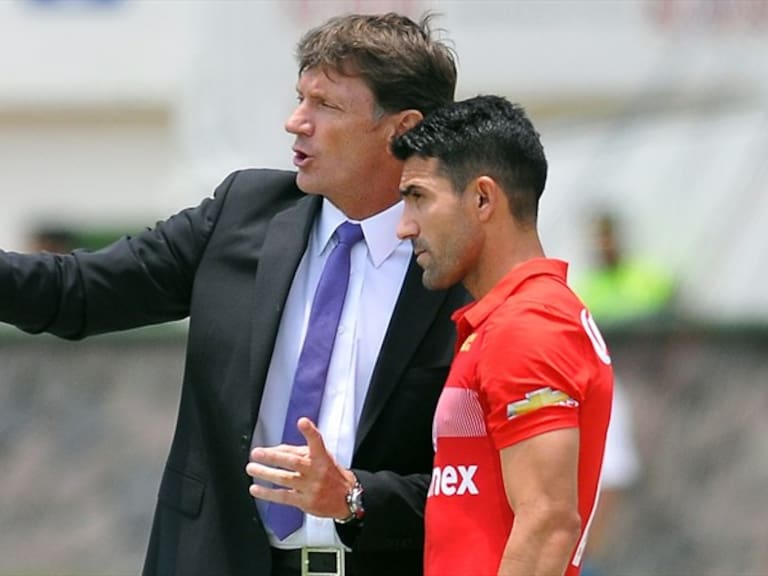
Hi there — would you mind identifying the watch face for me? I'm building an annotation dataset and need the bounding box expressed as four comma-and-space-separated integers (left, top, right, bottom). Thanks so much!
348, 483, 365, 519
336, 482, 365, 524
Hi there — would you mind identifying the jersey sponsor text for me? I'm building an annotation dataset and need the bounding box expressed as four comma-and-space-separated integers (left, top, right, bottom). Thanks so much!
428, 464, 479, 497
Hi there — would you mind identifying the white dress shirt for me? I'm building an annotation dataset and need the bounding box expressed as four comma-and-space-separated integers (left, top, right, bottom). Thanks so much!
253, 198, 411, 549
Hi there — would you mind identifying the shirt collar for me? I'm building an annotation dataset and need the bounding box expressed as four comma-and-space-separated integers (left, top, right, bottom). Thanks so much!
315, 199, 406, 267
454, 258, 570, 330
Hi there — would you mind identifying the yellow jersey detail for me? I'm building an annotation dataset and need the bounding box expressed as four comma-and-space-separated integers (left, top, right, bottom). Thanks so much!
507, 387, 574, 419
460, 333, 478, 352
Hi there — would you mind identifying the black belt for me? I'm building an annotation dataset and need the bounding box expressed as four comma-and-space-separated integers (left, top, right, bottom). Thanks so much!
271, 546, 356, 576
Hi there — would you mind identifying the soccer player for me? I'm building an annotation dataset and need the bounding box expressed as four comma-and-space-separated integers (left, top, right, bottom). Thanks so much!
392, 95, 614, 576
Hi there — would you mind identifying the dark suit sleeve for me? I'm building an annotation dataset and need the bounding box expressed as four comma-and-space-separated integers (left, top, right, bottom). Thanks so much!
343, 469, 430, 569
0, 172, 237, 339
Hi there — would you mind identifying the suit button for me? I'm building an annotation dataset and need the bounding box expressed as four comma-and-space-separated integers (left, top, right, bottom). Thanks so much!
240, 434, 250, 452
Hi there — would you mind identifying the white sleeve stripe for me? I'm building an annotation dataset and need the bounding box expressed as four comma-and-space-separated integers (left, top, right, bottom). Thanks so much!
571, 474, 603, 567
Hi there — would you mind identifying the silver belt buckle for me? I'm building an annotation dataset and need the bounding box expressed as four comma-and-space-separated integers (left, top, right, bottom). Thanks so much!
301, 546, 345, 576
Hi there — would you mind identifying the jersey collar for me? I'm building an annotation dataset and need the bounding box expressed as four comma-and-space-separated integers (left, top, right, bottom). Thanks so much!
453, 258, 569, 331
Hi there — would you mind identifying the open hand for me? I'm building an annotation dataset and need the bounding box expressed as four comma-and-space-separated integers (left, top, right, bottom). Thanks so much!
246, 417, 356, 519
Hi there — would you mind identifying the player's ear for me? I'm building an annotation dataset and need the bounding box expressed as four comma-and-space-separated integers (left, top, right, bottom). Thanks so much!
473, 176, 501, 222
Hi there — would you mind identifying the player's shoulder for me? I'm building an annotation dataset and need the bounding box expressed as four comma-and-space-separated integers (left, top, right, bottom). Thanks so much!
484, 280, 587, 348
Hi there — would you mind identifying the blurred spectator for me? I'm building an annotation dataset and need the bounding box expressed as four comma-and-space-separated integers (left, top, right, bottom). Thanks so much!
577, 210, 676, 327
28, 226, 77, 254
28, 224, 141, 254
575, 209, 675, 575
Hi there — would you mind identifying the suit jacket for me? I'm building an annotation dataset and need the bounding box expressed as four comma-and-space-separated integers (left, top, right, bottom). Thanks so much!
0, 169, 469, 575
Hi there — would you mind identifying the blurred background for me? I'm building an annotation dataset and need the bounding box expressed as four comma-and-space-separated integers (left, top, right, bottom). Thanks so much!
1, 0, 767, 574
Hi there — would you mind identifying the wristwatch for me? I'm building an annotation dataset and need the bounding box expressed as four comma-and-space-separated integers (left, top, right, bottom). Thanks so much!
336, 481, 365, 524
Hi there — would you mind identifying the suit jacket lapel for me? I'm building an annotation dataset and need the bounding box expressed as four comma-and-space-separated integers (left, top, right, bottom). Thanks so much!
249, 194, 322, 418
355, 257, 449, 451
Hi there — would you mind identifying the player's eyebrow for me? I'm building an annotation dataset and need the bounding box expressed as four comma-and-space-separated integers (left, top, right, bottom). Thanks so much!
400, 184, 423, 197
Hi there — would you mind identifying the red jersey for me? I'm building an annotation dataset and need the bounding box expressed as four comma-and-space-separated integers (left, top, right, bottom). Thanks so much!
425, 258, 613, 576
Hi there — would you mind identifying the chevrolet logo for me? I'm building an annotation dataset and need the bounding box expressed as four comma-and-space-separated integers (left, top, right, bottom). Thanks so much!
507, 387, 574, 419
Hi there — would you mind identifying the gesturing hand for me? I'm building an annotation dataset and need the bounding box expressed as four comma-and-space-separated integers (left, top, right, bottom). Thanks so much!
246, 417, 357, 519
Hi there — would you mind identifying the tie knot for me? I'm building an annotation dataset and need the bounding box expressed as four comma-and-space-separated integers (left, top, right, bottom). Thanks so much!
335, 222, 364, 247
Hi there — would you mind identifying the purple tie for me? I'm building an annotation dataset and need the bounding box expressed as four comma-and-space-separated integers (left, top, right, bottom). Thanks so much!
266, 221, 364, 540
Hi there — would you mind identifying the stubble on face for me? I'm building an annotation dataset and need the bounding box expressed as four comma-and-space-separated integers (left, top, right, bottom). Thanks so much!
419, 216, 478, 291
400, 157, 481, 291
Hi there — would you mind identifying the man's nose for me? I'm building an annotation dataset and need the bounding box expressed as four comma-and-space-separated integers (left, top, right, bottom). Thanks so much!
396, 211, 418, 241
285, 104, 312, 135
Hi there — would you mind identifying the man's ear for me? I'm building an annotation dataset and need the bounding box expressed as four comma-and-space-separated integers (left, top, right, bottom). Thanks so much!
473, 176, 502, 222
392, 110, 423, 139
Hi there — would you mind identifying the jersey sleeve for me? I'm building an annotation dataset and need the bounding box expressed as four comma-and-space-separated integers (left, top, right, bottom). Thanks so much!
477, 301, 589, 451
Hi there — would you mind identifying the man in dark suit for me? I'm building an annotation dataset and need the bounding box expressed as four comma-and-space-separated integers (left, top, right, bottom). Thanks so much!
0, 12, 466, 576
